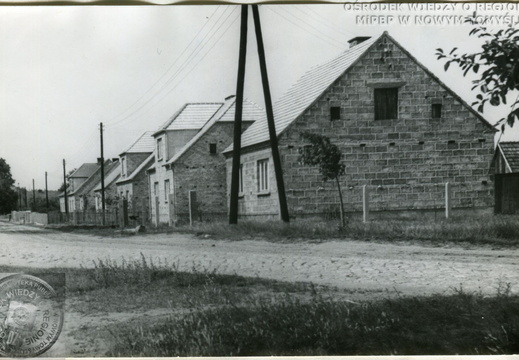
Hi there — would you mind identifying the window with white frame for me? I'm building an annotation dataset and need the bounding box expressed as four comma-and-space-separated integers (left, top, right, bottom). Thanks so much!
157, 138, 164, 160
121, 157, 126, 177
257, 159, 269, 193
239, 164, 244, 195
164, 179, 170, 203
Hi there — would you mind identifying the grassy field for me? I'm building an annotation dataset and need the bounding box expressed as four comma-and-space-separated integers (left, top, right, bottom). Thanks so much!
3, 256, 518, 356
50, 215, 519, 248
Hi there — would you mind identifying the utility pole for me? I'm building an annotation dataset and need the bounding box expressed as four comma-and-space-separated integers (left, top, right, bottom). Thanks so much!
229, 4, 249, 225
252, 5, 289, 223
32, 179, 36, 209
45, 171, 49, 210
18, 184, 21, 210
63, 159, 69, 215
100, 122, 106, 225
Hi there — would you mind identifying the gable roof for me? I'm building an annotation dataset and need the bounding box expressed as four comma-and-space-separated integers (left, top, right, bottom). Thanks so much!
154, 103, 224, 135
496, 142, 519, 173
69, 163, 99, 179
120, 131, 155, 155
93, 162, 121, 192
116, 153, 155, 185
225, 31, 494, 153
166, 97, 265, 166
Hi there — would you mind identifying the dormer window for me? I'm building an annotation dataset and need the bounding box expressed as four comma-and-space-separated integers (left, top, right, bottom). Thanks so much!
121, 157, 126, 177
157, 138, 164, 161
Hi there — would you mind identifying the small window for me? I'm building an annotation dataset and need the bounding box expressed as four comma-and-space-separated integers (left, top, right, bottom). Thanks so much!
239, 164, 244, 194
157, 138, 164, 160
154, 182, 159, 198
209, 143, 217, 154
374, 87, 398, 120
164, 179, 170, 202
432, 103, 442, 119
121, 157, 126, 177
330, 107, 341, 121
257, 159, 269, 193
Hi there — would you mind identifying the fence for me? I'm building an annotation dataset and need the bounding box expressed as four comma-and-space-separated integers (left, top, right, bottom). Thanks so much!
47, 210, 119, 226
289, 181, 493, 222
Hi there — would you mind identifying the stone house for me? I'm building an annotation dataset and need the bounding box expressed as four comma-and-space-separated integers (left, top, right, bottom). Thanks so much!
59, 162, 99, 212
116, 132, 155, 222
148, 95, 263, 225
491, 142, 519, 214
223, 32, 497, 219
91, 160, 121, 211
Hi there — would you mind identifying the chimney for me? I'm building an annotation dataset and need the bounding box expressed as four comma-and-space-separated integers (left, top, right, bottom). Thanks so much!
97, 157, 103, 165
348, 36, 371, 48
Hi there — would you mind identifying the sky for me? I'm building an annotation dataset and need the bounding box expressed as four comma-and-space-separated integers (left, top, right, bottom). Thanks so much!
0, 3, 518, 190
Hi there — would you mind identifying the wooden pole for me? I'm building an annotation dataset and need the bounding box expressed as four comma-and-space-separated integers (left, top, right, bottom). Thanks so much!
252, 5, 289, 223
363, 185, 369, 223
100, 122, 106, 225
63, 159, 69, 215
229, 5, 249, 225
445, 182, 451, 219
32, 179, 35, 208
45, 171, 49, 210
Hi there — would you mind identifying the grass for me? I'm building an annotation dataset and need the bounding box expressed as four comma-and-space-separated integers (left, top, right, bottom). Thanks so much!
48, 214, 519, 248
2, 257, 518, 356
107, 286, 519, 356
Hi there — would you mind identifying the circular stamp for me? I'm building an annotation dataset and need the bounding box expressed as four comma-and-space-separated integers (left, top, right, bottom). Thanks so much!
0, 274, 64, 357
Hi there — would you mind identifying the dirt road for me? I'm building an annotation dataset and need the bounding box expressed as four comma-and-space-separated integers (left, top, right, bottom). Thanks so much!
0, 221, 518, 297
1, 220, 519, 356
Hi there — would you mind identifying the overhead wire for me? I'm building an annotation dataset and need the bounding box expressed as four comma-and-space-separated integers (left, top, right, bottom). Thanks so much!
105, 6, 237, 130
105, 6, 222, 126
266, 6, 346, 50
300, 5, 355, 38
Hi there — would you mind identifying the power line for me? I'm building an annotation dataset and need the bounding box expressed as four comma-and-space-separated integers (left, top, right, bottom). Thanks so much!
105, 7, 237, 129
266, 7, 345, 50
278, 6, 347, 48
106, 6, 222, 126
300, 5, 355, 38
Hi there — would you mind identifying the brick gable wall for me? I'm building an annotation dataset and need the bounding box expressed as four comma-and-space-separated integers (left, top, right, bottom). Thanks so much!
231, 36, 495, 218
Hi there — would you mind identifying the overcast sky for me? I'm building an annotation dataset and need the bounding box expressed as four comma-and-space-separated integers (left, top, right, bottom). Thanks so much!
0, 3, 517, 190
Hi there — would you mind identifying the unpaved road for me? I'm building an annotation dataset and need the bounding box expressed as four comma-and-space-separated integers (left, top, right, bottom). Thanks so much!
0, 221, 518, 296
0, 220, 518, 356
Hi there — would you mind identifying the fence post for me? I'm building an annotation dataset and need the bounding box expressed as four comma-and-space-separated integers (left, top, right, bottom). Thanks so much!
445, 182, 451, 219
168, 193, 176, 227
155, 196, 160, 227
363, 185, 369, 223
189, 190, 197, 226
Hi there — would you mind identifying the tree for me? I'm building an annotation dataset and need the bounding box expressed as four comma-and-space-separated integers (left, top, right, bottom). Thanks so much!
58, 168, 76, 192
0, 158, 18, 214
436, 16, 519, 130
298, 132, 346, 227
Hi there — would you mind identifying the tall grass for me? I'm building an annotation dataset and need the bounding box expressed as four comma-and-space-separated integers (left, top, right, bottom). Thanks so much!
108, 288, 519, 356
179, 215, 519, 247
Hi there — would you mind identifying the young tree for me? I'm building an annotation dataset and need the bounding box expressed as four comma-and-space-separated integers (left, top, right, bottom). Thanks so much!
436, 17, 519, 130
298, 132, 346, 227
0, 158, 18, 214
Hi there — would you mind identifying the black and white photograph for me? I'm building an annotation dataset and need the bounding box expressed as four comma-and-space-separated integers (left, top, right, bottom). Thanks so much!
0, 2, 519, 357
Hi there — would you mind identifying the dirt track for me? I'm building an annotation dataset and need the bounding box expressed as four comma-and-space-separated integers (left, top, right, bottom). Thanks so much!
2, 220, 519, 356
1, 221, 518, 297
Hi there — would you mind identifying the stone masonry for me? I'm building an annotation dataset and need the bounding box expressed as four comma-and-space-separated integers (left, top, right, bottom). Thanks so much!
229, 34, 496, 219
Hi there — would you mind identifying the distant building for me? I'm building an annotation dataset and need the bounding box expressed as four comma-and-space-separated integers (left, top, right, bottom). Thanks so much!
491, 142, 519, 214
147, 95, 263, 225
223, 32, 496, 219
59, 163, 99, 212
116, 132, 155, 222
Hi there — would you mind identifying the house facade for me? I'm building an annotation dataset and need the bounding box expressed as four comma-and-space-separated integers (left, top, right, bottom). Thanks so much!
491, 142, 519, 214
148, 96, 262, 225
224, 32, 496, 219
116, 132, 155, 222
92, 160, 121, 211
59, 163, 99, 212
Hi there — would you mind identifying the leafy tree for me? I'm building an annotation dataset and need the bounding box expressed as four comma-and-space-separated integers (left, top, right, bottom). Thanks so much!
58, 168, 76, 192
298, 132, 346, 227
436, 17, 519, 130
0, 158, 18, 214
